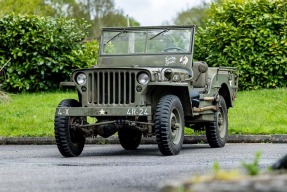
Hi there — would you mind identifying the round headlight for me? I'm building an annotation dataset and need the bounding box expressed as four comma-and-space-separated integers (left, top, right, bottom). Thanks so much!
137, 73, 149, 85
76, 73, 87, 85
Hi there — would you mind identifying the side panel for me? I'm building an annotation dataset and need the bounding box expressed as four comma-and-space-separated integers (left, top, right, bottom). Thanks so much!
189, 67, 239, 123
207, 67, 239, 107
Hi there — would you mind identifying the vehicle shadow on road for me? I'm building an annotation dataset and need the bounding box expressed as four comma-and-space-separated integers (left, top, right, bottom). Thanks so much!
80, 144, 212, 157
182, 144, 211, 150
83, 146, 162, 157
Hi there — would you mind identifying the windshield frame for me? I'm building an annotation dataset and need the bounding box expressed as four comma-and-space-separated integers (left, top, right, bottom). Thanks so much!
100, 25, 196, 56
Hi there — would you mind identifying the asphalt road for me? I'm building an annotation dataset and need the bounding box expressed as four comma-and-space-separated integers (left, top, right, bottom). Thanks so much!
0, 143, 286, 192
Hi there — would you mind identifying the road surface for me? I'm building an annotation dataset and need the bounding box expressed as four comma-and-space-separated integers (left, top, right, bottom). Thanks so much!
0, 143, 285, 192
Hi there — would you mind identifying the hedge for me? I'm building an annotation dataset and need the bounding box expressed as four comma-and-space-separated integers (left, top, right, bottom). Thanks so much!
195, 0, 287, 90
0, 14, 98, 92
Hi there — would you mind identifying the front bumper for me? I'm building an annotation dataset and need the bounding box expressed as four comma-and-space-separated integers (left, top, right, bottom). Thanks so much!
56, 106, 152, 117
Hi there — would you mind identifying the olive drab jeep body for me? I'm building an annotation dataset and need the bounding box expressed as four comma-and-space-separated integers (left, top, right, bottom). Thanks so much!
54, 25, 239, 157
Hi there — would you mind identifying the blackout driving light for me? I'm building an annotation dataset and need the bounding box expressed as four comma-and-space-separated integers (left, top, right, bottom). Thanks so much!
137, 73, 149, 85
76, 73, 87, 85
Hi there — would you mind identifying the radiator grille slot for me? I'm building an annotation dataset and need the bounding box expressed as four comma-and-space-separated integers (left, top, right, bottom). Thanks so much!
88, 71, 136, 105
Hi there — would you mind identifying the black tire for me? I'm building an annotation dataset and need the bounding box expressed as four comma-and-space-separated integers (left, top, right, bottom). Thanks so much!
118, 127, 142, 150
54, 99, 85, 157
206, 95, 228, 148
155, 95, 184, 156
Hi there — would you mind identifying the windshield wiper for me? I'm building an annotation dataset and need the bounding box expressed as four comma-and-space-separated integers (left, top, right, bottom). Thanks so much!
105, 30, 126, 45
149, 29, 169, 40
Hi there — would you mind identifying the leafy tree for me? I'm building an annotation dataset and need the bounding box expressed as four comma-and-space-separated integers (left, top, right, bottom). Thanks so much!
173, 1, 210, 28
0, 0, 55, 16
195, 0, 287, 90
47, 0, 140, 38
173, 0, 225, 28
102, 12, 140, 27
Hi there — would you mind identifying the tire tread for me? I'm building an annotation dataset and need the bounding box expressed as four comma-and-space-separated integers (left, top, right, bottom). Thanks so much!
155, 95, 184, 155
54, 99, 85, 157
206, 96, 228, 148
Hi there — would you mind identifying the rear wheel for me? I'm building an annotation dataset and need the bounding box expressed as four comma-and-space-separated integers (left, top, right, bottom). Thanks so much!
155, 95, 184, 155
54, 99, 85, 157
206, 95, 228, 148
118, 127, 142, 150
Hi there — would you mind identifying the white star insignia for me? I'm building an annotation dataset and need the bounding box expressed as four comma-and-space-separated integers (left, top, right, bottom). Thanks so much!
99, 109, 105, 115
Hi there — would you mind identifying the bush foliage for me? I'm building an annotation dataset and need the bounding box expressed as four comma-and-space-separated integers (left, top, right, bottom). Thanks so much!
0, 15, 98, 92
195, 0, 287, 90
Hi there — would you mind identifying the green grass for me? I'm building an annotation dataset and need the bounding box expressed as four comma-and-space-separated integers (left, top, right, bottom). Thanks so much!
0, 91, 77, 137
229, 88, 287, 135
0, 88, 286, 137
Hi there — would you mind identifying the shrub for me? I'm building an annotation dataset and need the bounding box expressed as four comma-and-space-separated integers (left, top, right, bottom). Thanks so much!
0, 14, 98, 92
69, 40, 99, 69
194, 0, 287, 90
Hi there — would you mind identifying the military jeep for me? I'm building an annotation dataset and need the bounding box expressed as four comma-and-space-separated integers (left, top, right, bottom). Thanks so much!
54, 25, 239, 157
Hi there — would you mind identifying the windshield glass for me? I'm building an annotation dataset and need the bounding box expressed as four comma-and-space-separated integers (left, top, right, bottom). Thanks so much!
101, 28, 192, 55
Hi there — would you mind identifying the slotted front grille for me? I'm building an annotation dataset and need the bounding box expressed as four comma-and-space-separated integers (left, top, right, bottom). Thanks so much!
87, 70, 136, 105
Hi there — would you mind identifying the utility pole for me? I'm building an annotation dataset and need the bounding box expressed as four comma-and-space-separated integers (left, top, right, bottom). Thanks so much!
127, 14, 130, 27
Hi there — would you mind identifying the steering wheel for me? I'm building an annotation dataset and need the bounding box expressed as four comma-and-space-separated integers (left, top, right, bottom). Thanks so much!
163, 47, 185, 52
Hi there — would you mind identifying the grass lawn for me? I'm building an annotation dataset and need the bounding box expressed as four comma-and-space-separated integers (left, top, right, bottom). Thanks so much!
0, 88, 286, 137
0, 91, 77, 137
229, 88, 287, 135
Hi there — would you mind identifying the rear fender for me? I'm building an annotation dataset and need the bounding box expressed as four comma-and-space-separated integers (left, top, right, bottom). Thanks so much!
219, 83, 232, 109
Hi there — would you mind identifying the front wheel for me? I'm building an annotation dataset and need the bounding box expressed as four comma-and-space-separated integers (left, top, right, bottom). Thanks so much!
155, 95, 184, 156
54, 99, 85, 157
205, 95, 228, 148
